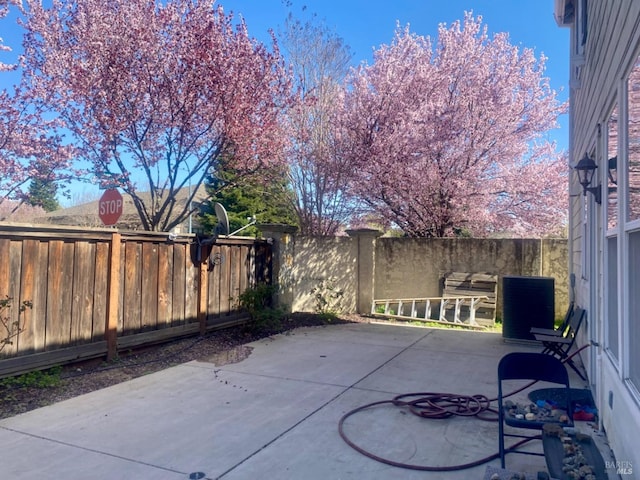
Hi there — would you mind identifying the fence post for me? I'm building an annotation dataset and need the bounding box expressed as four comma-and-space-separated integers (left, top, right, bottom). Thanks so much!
198, 257, 208, 335
346, 228, 383, 314
105, 232, 121, 360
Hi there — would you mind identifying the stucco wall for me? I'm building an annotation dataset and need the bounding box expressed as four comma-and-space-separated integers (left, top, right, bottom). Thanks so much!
289, 236, 358, 313
374, 238, 569, 320
278, 232, 569, 321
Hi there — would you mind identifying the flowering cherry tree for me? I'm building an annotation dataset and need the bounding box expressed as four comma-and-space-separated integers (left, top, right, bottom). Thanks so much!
0, 86, 72, 219
0, 0, 20, 71
1, 1, 73, 219
280, 13, 356, 236
21, 0, 294, 231
340, 14, 567, 237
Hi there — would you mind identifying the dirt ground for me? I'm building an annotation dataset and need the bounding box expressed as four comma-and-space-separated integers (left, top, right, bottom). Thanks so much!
0, 313, 369, 420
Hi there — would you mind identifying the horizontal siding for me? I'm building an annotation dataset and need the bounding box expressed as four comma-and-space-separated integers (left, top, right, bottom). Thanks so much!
568, 1, 640, 474
570, 1, 640, 282
573, 1, 640, 157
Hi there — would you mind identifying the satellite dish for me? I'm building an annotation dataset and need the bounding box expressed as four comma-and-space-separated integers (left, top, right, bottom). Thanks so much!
213, 202, 229, 236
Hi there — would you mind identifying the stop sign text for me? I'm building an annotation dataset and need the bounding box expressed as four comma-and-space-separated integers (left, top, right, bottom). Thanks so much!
98, 189, 124, 226
100, 199, 122, 215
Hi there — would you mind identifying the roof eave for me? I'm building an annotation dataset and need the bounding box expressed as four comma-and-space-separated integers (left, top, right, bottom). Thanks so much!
554, 0, 574, 27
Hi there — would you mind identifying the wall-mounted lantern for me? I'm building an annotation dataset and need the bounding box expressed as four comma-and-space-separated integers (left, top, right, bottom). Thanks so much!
574, 153, 602, 204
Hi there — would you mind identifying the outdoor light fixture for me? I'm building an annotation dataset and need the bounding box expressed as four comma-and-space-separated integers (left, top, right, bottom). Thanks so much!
574, 153, 602, 204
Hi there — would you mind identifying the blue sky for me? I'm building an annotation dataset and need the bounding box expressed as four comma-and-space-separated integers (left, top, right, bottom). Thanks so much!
219, 0, 570, 147
1, 1, 570, 202
1, 0, 571, 140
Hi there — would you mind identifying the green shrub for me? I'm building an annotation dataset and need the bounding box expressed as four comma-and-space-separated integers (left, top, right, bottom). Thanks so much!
236, 283, 285, 331
0, 366, 62, 389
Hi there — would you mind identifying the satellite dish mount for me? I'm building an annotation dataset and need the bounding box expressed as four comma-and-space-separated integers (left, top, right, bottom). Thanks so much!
213, 202, 256, 237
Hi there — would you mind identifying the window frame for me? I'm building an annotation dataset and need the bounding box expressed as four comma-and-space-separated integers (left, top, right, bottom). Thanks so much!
621, 54, 640, 400
604, 101, 621, 365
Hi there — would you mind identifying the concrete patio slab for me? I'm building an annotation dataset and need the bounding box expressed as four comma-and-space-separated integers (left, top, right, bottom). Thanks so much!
0, 322, 614, 480
0, 427, 185, 480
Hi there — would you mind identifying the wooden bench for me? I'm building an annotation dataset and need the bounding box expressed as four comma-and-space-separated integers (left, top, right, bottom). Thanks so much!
441, 272, 498, 327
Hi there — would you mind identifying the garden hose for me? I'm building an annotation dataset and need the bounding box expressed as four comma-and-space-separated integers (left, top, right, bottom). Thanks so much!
338, 344, 591, 472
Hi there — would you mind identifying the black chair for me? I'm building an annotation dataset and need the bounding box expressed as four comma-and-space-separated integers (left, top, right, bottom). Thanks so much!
498, 352, 573, 468
530, 302, 574, 339
532, 306, 586, 380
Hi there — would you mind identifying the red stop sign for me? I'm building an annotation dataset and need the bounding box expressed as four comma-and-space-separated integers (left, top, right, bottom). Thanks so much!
98, 189, 123, 226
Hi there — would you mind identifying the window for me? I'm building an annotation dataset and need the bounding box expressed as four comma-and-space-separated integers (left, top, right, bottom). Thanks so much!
605, 105, 619, 361
627, 64, 640, 222
628, 230, 640, 387
571, 0, 587, 88
608, 106, 619, 230
574, 0, 588, 58
628, 151, 640, 222
626, 56, 640, 392
606, 237, 619, 361
579, 0, 588, 49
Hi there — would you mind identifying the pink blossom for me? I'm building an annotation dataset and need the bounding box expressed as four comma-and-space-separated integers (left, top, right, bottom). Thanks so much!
339, 14, 567, 237
0, 85, 74, 218
21, 0, 295, 231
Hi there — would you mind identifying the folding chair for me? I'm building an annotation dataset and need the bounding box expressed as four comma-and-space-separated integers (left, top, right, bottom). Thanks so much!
530, 302, 574, 339
532, 306, 586, 380
498, 352, 573, 469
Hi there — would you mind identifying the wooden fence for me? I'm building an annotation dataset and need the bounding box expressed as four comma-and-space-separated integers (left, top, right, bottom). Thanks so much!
0, 224, 271, 377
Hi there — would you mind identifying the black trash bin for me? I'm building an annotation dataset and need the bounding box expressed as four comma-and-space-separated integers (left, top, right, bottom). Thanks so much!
502, 276, 554, 341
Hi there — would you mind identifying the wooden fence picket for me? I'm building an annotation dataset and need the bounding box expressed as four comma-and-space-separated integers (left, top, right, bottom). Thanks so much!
0, 225, 270, 377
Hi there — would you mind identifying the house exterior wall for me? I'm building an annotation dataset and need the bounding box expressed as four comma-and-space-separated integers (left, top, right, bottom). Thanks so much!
558, 0, 640, 472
